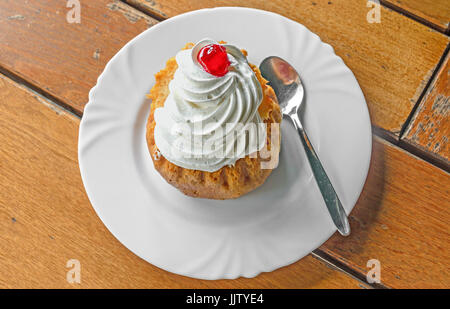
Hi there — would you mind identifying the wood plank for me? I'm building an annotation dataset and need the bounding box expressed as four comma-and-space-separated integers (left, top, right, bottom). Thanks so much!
125, 0, 449, 139
130, 0, 450, 33
0, 73, 367, 289
402, 52, 449, 168
382, 0, 450, 33
320, 136, 450, 288
0, 0, 156, 115
0, 1, 447, 137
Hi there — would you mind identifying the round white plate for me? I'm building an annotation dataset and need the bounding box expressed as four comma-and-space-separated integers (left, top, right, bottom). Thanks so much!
79, 7, 371, 280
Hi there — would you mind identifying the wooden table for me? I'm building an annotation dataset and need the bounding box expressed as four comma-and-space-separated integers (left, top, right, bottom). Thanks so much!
0, 0, 448, 289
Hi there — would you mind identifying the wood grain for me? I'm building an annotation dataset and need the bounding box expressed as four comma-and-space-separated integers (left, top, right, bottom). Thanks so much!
1, 0, 449, 289
0, 0, 156, 115
382, 0, 450, 33
1, 69, 449, 288
402, 52, 449, 168
320, 136, 450, 288
0, 1, 447, 136
124, 0, 449, 139
0, 73, 367, 289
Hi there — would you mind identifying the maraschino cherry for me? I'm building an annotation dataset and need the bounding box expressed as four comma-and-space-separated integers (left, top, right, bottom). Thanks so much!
197, 44, 230, 77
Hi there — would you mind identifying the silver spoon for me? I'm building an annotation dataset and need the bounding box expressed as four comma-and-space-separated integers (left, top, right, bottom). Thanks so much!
260, 56, 350, 236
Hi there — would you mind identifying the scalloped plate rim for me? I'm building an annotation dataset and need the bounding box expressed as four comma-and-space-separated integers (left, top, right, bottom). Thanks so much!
78, 7, 372, 280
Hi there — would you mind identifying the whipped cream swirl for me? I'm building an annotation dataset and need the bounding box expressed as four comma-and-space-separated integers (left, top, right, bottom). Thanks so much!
154, 40, 266, 172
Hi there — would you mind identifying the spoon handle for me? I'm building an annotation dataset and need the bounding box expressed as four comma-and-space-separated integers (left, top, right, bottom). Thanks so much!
290, 113, 351, 236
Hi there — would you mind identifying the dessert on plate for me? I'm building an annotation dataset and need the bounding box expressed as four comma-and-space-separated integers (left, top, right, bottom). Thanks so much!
146, 39, 281, 199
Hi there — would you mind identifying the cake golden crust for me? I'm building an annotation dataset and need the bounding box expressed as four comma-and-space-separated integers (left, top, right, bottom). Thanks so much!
146, 43, 282, 199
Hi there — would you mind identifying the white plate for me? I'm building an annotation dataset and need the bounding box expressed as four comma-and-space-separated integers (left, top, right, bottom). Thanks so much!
79, 7, 371, 280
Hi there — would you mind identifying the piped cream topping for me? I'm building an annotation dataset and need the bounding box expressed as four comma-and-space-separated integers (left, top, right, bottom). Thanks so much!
154, 39, 266, 172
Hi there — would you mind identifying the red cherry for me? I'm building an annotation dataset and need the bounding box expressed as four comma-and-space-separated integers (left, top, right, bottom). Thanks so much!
197, 44, 230, 77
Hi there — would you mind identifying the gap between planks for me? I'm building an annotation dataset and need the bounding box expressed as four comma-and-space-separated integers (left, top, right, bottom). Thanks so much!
379, 0, 449, 35
363, 43, 450, 173
399, 44, 450, 138
121, 0, 167, 21
0, 65, 82, 118
397, 44, 450, 173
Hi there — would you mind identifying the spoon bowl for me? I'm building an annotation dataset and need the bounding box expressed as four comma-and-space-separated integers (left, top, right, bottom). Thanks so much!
260, 56, 304, 116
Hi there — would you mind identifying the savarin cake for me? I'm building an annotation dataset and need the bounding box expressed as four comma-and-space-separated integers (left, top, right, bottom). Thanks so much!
146, 39, 281, 199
